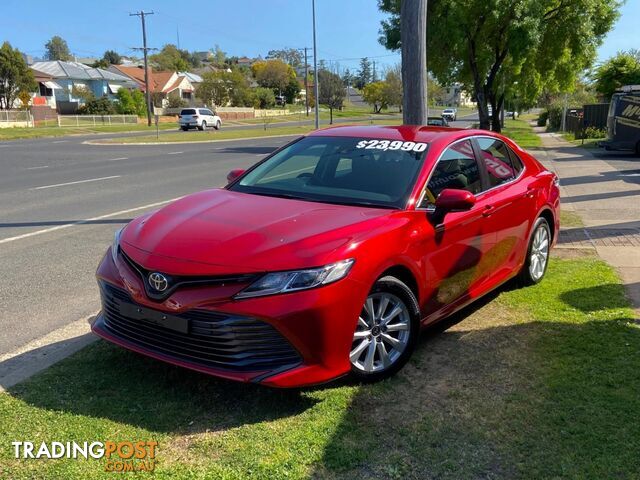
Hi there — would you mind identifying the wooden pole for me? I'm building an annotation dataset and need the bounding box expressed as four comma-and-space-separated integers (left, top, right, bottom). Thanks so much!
401, 0, 428, 125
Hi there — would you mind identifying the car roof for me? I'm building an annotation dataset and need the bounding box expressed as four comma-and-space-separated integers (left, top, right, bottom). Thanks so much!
308, 125, 483, 143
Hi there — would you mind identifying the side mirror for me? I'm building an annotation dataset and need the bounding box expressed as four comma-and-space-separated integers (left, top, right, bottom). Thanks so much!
434, 189, 476, 212
227, 169, 246, 183
430, 189, 476, 224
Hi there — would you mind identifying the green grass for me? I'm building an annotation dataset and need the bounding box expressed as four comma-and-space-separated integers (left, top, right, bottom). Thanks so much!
0, 123, 177, 141
1, 256, 637, 479
560, 133, 606, 149
502, 117, 542, 148
95, 119, 404, 144
560, 209, 585, 228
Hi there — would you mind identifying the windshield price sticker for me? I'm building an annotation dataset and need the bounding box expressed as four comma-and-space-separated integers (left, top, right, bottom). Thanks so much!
356, 139, 428, 152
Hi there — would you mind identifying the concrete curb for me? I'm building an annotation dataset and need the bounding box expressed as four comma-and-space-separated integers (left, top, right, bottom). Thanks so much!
0, 313, 99, 392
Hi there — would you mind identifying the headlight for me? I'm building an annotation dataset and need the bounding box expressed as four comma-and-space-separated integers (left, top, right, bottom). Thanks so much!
111, 228, 123, 263
235, 259, 354, 299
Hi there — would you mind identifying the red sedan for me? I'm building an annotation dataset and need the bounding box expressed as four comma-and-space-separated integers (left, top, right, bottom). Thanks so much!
92, 125, 560, 387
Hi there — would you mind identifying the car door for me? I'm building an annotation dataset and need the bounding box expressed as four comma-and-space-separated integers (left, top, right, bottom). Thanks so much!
417, 139, 498, 321
472, 136, 534, 285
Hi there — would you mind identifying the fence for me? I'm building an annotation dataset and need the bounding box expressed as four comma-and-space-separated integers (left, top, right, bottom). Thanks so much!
0, 110, 33, 128
564, 103, 610, 139
57, 115, 138, 127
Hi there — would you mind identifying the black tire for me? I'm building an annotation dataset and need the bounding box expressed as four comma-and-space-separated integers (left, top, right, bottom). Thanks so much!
181, 126, 188, 131
635, 140, 640, 157
517, 217, 551, 286
349, 276, 420, 383
214, 121, 221, 130
199, 121, 206, 131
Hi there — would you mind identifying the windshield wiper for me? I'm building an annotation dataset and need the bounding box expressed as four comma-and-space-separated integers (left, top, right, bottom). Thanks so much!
250, 191, 307, 201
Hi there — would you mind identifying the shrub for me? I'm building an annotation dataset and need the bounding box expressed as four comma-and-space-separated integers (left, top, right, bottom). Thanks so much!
583, 126, 607, 139
78, 96, 116, 115
537, 111, 548, 127
253, 87, 275, 109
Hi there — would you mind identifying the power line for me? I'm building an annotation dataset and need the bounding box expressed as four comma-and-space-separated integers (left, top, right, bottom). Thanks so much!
130, 10, 156, 127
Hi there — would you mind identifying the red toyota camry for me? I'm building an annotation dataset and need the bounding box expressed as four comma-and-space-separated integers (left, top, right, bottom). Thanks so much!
93, 125, 560, 387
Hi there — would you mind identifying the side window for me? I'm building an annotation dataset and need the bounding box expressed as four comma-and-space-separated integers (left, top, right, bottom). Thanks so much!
508, 148, 524, 175
422, 140, 482, 208
476, 138, 517, 188
203, 109, 213, 116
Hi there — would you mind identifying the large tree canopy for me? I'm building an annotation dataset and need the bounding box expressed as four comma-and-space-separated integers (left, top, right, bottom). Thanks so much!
594, 50, 640, 99
379, 0, 621, 131
150, 44, 199, 72
0, 42, 36, 110
45, 36, 72, 61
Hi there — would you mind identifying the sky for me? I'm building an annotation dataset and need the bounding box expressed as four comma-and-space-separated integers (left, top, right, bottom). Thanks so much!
3, 0, 638, 71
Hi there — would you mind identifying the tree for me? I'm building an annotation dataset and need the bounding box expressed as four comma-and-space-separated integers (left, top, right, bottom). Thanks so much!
355, 58, 372, 89
0, 42, 36, 110
594, 51, 640, 100
102, 50, 122, 66
196, 71, 232, 107
45, 36, 72, 61
379, 0, 621, 132
253, 87, 276, 109
150, 44, 196, 71
362, 81, 388, 113
283, 77, 301, 104
267, 48, 303, 67
342, 68, 354, 87
131, 89, 147, 116
116, 88, 136, 114
318, 70, 345, 124
382, 65, 403, 111
212, 45, 226, 66
252, 59, 297, 93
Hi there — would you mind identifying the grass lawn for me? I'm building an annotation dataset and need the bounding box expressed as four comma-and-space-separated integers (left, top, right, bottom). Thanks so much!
1, 255, 637, 479
560, 133, 606, 150
560, 209, 585, 228
0, 123, 177, 141
95, 119, 404, 144
502, 117, 542, 149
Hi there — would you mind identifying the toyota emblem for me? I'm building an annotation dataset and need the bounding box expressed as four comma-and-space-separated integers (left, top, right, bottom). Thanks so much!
148, 272, 169, 292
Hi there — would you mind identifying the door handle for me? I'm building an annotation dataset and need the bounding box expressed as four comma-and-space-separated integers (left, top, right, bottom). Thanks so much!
482, 205, 495, 217
522, 187, 536, 199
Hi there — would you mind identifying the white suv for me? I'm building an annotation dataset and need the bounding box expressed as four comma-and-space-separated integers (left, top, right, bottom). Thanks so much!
178, 108, 222, 131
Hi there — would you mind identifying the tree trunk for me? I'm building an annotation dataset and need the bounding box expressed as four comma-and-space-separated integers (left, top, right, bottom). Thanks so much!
401, 0, 428, 125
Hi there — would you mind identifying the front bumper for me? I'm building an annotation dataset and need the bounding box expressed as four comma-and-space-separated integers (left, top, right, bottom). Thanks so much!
93, 248, 367, 387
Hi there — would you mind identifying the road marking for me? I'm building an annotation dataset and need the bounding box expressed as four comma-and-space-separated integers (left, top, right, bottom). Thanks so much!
51, 140, 68, 144
167, 151, 183, 155
0, 196, 183, 245
30, 175, 121, 191
26, 165, 49, 170
106, 157, 128, 161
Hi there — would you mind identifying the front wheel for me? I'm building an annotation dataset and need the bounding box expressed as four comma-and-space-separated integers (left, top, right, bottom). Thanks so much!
214, 121, 221, 130
518, 217, 551, 286
350, 276, 419, 382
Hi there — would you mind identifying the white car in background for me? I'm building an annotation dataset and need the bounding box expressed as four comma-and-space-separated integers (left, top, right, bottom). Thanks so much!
178, 108, 222, 131
441, 108, 457, 121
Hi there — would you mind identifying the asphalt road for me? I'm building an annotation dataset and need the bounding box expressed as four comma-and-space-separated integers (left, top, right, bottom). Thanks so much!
0, 113, 481, 354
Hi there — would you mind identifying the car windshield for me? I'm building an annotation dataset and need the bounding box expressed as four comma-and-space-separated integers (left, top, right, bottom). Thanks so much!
229, 136, 428, 209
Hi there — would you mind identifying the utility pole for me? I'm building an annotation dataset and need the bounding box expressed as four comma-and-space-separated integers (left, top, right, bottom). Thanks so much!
130, 10, 155, 127
401, 0, 428, 125
372, 60, 377, 82
300, 47, 310, 117
312, 0, 320, 129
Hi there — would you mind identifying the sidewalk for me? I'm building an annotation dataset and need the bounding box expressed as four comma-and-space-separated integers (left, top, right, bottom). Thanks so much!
531, 130, 640, 318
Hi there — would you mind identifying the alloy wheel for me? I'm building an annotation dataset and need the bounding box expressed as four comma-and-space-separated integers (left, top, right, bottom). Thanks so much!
350, 292, 411, 373
529, 224, 549, 281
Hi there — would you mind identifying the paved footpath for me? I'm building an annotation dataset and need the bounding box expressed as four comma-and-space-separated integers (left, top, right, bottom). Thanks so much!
531, 130, 640, 318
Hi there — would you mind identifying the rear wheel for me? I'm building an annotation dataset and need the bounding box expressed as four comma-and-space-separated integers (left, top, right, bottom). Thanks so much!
518, 217, 551, 286
350, 276, 419, 382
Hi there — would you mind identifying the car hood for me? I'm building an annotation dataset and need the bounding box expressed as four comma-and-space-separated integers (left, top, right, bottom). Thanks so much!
121, 189, 394, 275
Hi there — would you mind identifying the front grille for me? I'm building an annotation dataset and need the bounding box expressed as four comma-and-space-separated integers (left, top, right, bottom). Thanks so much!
99, 282, 301, 372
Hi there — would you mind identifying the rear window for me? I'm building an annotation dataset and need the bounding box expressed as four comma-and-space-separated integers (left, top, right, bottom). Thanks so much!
180, 109, 197, 115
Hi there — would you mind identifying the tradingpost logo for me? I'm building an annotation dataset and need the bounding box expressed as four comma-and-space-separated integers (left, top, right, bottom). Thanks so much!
12, 440, 158, 472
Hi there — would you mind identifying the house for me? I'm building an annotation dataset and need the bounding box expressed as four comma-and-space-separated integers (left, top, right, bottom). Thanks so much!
30, 61, 137, 113
440, 83, 475, 107
109, 65, 197, 107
